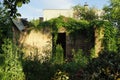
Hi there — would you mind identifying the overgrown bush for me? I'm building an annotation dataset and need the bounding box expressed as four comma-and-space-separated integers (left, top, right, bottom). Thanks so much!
76, 51, 120, 80
0, 38, 25, 80
51, 70, 69, 80
22, 44, 65, 80
72, 49, 89, 68
23, 46, 53, 80
23, 58, 52, 80
52, 44, 64, 65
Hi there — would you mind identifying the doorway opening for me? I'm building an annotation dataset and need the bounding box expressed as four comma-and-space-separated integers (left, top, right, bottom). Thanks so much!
56, 33, 66, 57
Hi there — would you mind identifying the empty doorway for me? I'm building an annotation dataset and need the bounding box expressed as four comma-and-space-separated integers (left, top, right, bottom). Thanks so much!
56, 33, 66, 57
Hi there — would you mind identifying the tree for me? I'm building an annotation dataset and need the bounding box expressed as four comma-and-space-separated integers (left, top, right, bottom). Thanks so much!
103, 0, 120, 27
0, 0, 30, 79
0, 0, 30, 40
73, 4, 99, 21
0, 2, 12, 51
0, 0, 30, 44
103, 0, 120, 52
3, 0, 30, 17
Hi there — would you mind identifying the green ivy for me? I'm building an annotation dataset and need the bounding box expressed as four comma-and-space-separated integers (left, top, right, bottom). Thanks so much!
103, 21, 118, 52
40, 16, 118, 54
90, 20, 118, 52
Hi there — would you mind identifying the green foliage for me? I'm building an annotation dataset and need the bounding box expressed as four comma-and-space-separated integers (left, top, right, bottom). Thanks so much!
3, 0, 30, 17
29, 19, 41, 30
0, 3, 12, 38
23, 58, 52, 80
78, 51, 120, 80
91, 20, 118, 52
0, 2, 13, 52
116, 31, 120, 52
73, 4, 99, 21
0, 39, 25, 80
23, 44, 90, 80
41, 16, 91, 40
90, 20, 105, 27
72, 49, 89, 68
66, 19, 90, 34
51, 70, 69, 80
52, 44, 64, 65
103, 21, 118, 52
22, 45, 65, 80
90, 48, 96, 58
103, 0, 120, 27
50, 16, 65, 29
41, 16, 90, 34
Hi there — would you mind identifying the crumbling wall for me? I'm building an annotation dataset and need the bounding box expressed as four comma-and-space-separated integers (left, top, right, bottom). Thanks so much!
19, 29, 52, 62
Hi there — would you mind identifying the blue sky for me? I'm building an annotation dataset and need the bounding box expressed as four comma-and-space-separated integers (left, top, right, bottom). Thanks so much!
18, 0, 109, 20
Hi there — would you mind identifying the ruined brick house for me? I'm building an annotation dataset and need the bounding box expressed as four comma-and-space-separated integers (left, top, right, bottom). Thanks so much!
12, 7, 104, 61
42, 8, 104, 58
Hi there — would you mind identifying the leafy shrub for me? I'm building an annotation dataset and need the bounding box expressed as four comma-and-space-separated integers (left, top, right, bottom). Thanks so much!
23, 47, 54, 80
51, 70, 69, 80
76, 51, 120, 80
52, 44, 64, 64
0, 38, 25, 80
23, 59, 52, 80
72, 49, 89, 68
